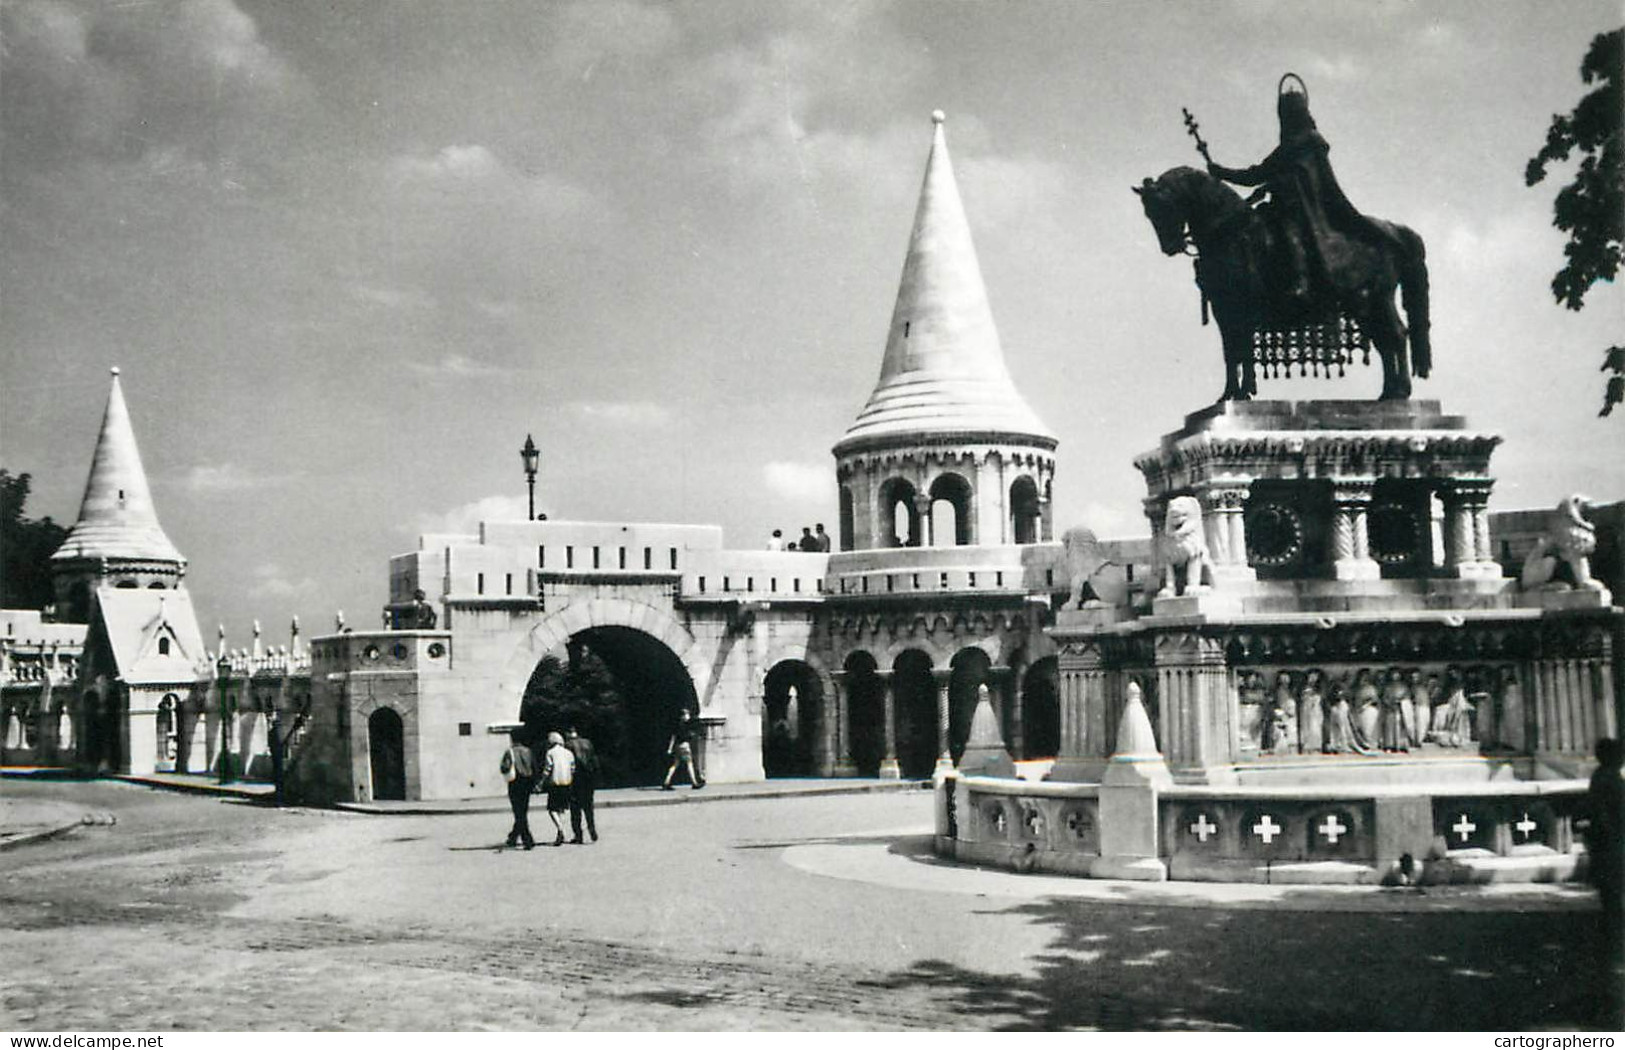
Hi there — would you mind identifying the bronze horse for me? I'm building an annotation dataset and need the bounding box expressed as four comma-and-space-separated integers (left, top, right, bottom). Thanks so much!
1135, 166, 1430, 402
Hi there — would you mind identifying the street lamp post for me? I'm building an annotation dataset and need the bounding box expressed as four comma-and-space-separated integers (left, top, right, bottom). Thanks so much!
521, 434, 540, 521
216, 656, 233, 785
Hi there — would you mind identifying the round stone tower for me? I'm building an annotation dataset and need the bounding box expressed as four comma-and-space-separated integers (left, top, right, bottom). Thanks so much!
832, 112, 1057, 552
50, 368, 187, 621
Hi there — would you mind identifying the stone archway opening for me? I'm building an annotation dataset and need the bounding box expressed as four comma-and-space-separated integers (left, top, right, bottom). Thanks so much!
893, 649, 937, 779
1011, 475, 1041, 545
844, 651, 885, 776
929, 473, 974, 547
949, 647, 991, 762
1021, 657, 1060, 760
521, 626, 698, 788
878, 477, 921, 548
763, 660, 821, 778
367, 707, 406, 801
156, 694, 180, 772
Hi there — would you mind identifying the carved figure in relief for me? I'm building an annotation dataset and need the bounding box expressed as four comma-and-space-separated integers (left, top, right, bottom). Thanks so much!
1520, 495, 1610, 600
1351, 669, 1381, 751
1432, 668, 1475, 748
1158, 496, 1214, 598
1298, 669, 1326, 754
1469, 666, 1496, 749
1378, 667, 1411, 752
1323, 674, 1354, 754
1269, 671, 1298, 754
1408, 668, 1430, 748
1060, 525, 1128, 609
1498, 666, 1526, 752
1239, 670, 1269, 751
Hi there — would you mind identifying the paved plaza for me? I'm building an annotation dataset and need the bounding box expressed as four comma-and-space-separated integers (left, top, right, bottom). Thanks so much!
0, 779, 1617, 1032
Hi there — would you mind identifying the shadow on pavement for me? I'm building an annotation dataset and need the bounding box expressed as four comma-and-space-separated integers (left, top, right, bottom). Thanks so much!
858, 892, 1618, 1031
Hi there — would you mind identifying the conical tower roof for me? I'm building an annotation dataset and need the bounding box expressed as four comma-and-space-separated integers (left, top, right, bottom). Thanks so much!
834, 112, 1055, 455
52, 368, 184, 565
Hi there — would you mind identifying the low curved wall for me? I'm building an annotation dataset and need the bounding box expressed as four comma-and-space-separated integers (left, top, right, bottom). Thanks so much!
936, 773, 1590, 885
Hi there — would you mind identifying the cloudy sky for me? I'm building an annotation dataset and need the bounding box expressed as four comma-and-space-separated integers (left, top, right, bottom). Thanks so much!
3, 0, 1621, 642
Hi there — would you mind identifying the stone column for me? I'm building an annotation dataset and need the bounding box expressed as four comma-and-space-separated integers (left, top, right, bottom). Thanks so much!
1151, 631, 1239, 784
1051, 641, 1112, 782
1144, 498, 1168, 597
932, 669, 953, 771
1440, 479, 1499, 579
877, 671, 900, 779
829, 672, 856, 776
914, 494, 934, 548
994, 664, 1022, 760
1201, 483, 1256, 584
1331, 480, 1381, 581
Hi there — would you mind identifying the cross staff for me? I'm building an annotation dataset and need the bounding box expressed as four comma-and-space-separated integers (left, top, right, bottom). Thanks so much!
1182, 107, 1212, 164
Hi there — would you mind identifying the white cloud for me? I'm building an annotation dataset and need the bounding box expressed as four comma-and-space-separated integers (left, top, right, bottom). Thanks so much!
405, 354, 518, 379
565, 400, 673, 428
350, 283, 431, 310
0, 0, 300, 169
550, 0, 678, 77
177, 463, 295, 493
958, 153, 1072, 235
762, 460, 831, 504
384, 144, 601, 222
247, 562, 316, 599
414, 495, 530, 537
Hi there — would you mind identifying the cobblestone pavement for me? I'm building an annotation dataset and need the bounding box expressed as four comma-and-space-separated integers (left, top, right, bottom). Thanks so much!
0, 779, 1616, 1031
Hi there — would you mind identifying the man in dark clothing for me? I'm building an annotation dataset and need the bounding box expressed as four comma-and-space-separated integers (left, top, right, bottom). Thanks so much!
1586, 737, 1625, 1026
500, 730, 536, 850
565, 726, 600, 843
797, 527, 816, 552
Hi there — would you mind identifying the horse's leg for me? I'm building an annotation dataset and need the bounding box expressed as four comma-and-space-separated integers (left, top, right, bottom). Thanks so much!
1367, 297, 1410, 400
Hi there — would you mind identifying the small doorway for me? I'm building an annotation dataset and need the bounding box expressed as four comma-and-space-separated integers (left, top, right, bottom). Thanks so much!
368, 708, 406, 801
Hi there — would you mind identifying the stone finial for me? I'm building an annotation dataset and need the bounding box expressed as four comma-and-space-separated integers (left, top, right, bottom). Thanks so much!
335, 609, 346, 632
931, 109, 946, 125
957, 682, 1015, 777
1103, 680, 1173, 787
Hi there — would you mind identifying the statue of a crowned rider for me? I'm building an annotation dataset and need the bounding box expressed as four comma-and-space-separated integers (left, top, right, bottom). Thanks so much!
1206, 75, 1400, 310
1136, 75, 1431, 401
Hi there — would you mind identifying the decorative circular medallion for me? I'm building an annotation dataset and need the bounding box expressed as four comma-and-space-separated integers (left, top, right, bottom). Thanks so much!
1245, 503, 1303, 566
391, 643, 409, 661
427, 642, 446, 659
1367, 503, 1418, 565
362, 644, 380, 662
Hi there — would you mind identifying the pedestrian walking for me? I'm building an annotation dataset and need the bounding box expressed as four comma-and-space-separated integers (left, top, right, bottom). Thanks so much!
539, 730, 575, 846
499, 730, 536, 850
662, 709, 705, 790
1586, 739, 1624, 944
565, 726, 600, 843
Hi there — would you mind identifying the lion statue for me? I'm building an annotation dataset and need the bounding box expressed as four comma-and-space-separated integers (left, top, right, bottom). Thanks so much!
1159, 495, 1213, 598
1060, 525, 1129, 610
1520, 494, 1609, 599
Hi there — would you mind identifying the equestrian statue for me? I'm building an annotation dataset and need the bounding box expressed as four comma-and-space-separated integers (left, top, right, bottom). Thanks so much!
1135, 75, 1431, 402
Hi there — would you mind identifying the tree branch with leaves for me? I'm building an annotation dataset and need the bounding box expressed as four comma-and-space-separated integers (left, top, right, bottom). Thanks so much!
1525, 27, 1623, 416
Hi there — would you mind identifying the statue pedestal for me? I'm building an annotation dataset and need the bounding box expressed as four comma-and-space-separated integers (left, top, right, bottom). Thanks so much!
1135, 400, 1503, 586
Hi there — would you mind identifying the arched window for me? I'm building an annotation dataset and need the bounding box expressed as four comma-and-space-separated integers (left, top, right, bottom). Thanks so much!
928, 473, 974, 547
157, 637, 171, 656
877, 478, 920, 548
1010, 476, 1041, 545
838, 487, 855, 551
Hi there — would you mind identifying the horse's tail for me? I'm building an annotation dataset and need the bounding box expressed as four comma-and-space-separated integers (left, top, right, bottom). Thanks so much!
1395, 225, 1431, 378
